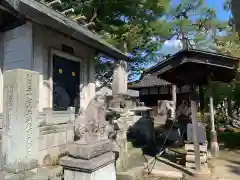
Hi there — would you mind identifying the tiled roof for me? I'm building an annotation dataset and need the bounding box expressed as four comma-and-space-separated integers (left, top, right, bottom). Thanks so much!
128, 73, 170, 89
3, 0, 128, 61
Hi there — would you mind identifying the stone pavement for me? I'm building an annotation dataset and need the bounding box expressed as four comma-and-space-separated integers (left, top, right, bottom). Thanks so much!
210, 150, 240, 180
117, 147, 183, 180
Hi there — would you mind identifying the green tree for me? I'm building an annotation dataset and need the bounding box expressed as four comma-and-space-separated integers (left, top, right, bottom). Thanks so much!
165, 0, 228, 51
41, 0, 172, 80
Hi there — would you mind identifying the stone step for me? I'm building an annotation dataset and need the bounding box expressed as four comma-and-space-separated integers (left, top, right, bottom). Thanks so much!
185, 162, 208, 169
185, 144, 207, 152
186, 154, 207, 163
39, 123, 72, 134
187, 151, 207, 155
143, 169, 183, 180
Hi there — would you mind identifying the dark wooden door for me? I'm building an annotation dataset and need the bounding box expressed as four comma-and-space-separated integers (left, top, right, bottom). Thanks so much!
52, 55, 80, 111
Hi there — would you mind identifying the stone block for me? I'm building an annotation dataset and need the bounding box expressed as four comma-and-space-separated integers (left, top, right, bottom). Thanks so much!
64, 162, 116, 180
38, 149, 51, 166
4, 159, 38, 174
186, 151, 207, 156
56, 131, 67, 146
185, 162, 208, 169
68, 140, 112, 160
39, 166, 63, 180
66, 130, 74, 143
38, 135, 48, 151
60, 152, 115, 172
185, 144, 207, 152
187, 123, 207, 144
186, 154, 207, 163
39, 131, 67, 151
58, 144, 68, 155
40, 133, 54, 150
38, 147, 59, 166
39, 124, 72, 134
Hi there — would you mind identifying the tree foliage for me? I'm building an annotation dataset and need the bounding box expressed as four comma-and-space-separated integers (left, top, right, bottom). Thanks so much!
41, 0, 173, 81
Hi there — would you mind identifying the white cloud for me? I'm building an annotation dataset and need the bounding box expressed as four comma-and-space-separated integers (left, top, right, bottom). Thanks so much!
161, 39, 183, 55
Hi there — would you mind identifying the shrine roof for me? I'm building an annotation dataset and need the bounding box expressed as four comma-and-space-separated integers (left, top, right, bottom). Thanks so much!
1, 0, 128, 61
151, 49, 239, 85
128, 73, 170, 90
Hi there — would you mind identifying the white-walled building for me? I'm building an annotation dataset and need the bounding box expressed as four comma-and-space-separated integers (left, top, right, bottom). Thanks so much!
0, 0, 128, 112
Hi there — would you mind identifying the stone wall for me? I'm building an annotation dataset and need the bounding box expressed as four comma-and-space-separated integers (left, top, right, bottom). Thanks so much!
37, 110, 75, 166
0, 109, 75, 167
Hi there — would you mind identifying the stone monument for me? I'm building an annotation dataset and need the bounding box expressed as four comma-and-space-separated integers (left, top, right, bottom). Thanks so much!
60, 95, 116, 180
185, 123, 209, 173
109, 60, 129, 109
2, 69, 48, 179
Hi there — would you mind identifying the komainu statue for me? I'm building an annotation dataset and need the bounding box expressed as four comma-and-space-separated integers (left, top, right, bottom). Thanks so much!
69, 95, 113, 160
75, 95, 109, 144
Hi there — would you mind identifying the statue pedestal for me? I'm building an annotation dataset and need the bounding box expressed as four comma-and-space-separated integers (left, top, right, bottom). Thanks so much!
60, 152, 116, 180
60, 140, 116, 180
68, 139, 112, 160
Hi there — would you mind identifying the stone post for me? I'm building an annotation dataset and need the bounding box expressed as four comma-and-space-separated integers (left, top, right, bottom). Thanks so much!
1, 69, 45, 178
209, 96, 219, 158
172, 84, 177, 120
68, 107, 76, 129
112, 60, 128, 96
190, 84, 201, 172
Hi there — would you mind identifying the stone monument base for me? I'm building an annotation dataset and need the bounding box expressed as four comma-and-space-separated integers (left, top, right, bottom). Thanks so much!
60, 152, 116, 180
68, 139, 112, 160
109, 94, 129, 108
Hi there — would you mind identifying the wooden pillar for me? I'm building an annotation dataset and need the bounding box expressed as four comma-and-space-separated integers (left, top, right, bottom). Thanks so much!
199, 86, 205, 123
190, 84, 201, 172
172, 85, 177, 115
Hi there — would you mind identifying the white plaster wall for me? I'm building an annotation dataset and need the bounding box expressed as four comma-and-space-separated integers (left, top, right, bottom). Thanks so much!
32, 23, 96, 111
0, 22, 33, 113
0, 22, 96, 112
0, 33, 3, 113
3, 22, 33, 71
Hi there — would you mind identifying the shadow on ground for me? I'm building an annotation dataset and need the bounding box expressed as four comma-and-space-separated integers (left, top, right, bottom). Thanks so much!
127, 116, 185, 165
225, 159, 240, 176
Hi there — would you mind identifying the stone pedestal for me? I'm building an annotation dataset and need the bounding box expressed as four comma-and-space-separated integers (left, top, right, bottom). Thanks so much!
185, 143, 209, 172
61, 152, 116, 180
115, 124, 129, 172
109, 94, 129, 108
60, 140, 116, 180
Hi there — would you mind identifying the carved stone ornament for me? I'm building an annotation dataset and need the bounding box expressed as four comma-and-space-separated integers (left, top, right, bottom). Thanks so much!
75, 95, 108, 144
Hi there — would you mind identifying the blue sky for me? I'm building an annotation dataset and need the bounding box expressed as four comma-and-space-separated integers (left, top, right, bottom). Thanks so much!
171, 0, 231, 21
205, 0, 231, 21
160, 0, 232, 57
133, 0, 232, 80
